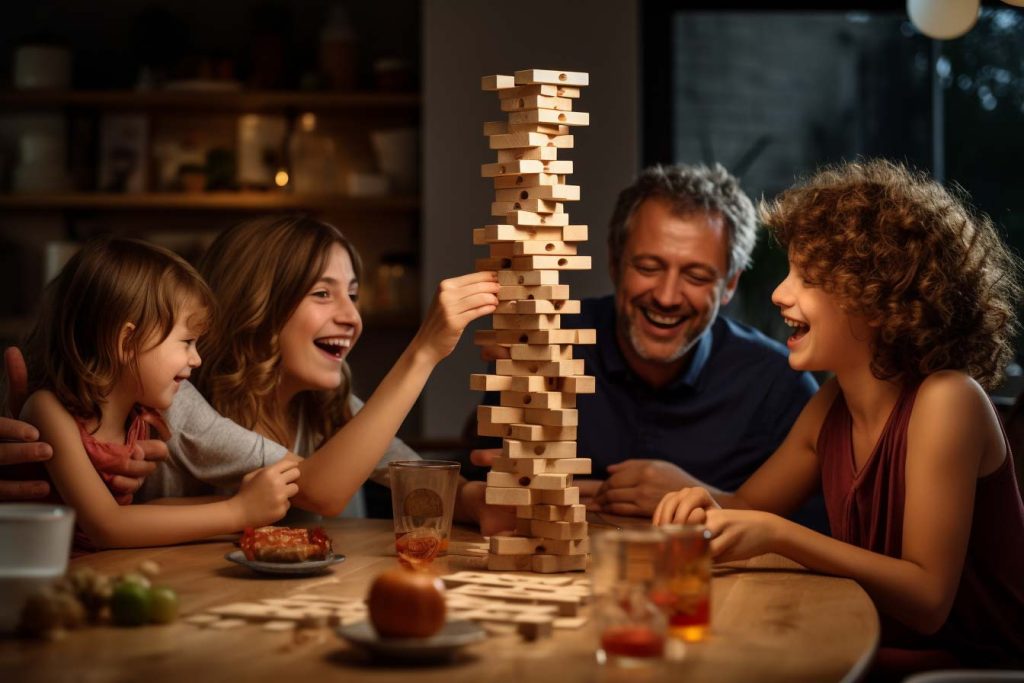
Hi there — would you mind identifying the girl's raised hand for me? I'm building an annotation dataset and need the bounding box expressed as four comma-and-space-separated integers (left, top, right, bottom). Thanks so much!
652, 486, 720, 526
235, 460, 300, 527
413, 271, 499, 364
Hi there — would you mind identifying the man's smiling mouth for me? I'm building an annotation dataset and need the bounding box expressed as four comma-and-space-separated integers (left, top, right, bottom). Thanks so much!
640, 307, 687, 330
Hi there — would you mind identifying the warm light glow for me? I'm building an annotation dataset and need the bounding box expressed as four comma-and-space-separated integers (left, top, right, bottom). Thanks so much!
275, 170, 289, 187
907, 0, 980, 39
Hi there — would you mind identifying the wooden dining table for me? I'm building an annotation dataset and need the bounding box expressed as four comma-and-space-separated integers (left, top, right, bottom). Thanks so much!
0, 518, 879, 683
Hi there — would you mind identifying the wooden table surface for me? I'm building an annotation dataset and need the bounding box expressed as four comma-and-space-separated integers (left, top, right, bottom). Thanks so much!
0, 518, 878, 683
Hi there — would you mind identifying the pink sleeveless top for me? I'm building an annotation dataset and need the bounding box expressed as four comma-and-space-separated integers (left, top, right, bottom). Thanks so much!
817, 384, 1024, 667
71, 407, 163, 552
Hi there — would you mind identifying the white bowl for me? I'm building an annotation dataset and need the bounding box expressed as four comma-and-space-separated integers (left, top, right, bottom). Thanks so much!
0, 504, 75, 633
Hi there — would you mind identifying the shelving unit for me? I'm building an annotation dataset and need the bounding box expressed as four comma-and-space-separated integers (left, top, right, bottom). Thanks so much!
0, 90, 420, 112
0, 192, 420, 212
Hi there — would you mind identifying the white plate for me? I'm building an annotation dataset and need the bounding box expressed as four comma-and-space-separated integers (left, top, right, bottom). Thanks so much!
336, 620, 486, 662
225, 549, 346, 576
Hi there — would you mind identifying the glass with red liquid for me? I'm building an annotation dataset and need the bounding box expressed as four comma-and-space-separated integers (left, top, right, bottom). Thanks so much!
653, 524, 713, 642
388, 460, 459, 569
592, 529, 668, 667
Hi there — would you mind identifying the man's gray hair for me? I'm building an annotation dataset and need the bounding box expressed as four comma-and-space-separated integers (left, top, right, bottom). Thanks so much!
607, 163, 758, 279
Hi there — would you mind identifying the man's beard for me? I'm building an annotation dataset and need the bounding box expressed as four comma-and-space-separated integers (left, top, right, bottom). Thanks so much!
621, 312, 698, 364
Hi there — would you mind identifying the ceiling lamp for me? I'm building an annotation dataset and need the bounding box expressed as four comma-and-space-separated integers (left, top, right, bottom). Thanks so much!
907, 0, 980, 39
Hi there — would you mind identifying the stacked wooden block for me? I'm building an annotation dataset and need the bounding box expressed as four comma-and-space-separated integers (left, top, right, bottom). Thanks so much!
471, 68, 596, 574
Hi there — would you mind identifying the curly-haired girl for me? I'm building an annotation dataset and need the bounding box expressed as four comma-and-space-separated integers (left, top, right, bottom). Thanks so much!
654, 160, 1024, 669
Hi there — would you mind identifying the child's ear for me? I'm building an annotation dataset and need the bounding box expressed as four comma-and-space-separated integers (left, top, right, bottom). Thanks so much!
117, 323, 136, 363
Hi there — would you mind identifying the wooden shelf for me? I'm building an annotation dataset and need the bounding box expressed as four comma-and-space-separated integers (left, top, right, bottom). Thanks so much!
0, 89, 420, 112
0, 192, 420, 212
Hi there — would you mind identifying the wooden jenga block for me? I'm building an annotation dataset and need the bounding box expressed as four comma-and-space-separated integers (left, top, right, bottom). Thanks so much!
480, 225, 566, 243
470, 373, 551, 393
534, 487, 580, 505
487, 243, 517, 259
532, 554, 587, 573
514, 69, 590, 87
497, 83, 581, 99
511, 241, 577, 256
497, 270, 560, 286
493, 173, 565, 189
506, 210, 570, 226
486, 554, 533, 572
488, 132, 573, 150
507, 423, 578, 442
485, 486, 532, 506
509, 110, 589, 127
492, 314, 561, 330
492, 198, 562, 215
496, 359, 584, 377
490, 536, 589, 557
547, 458, 592, 475
495, 185, 580, 202
491, 329, 591, 345
500, 95, 573, 112
490, 456, 546, 475
511, 299, 580, 315
503, 440, 577, 459
531, 520, 588, 540
561, 376, 596, 393
561, 225, 588, 241
511, 255, 591, 270
481, 160, 561, 177
478, 405, 525, 424
474, 257, 510, 271
520, 504, 587, 523
487, 471, 571, 490
509, 122, 570, 135
482, 74, 515, 90
522, 407, 578, 427
509, 342, 573, 360
497, 284, 570, 301
496, 147, 560, 163
500, 390, 575, 410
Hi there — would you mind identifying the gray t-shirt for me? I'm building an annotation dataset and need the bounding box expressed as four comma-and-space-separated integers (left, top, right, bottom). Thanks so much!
137, 381, 419, 516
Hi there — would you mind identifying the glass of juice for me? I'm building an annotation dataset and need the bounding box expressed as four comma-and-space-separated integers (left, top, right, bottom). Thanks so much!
653, 524, 713, 642
388, 460, 459, 569
592, 529, 668, 667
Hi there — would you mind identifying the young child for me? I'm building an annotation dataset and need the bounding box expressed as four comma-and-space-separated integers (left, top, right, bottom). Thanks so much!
20, 237, 300, 549
653, 160, 1024, 669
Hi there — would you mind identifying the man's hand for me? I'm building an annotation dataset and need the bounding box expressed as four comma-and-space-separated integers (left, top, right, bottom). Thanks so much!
105, 439, 171, 497
2, 347, 52, 500
591, 459, 697, 517
455, 479, 517, 536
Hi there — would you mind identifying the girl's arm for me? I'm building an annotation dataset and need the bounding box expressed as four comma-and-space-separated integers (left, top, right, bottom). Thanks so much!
23, 390, 298, 549
710, 372, 989, 635
654, 379, 839, 524
291, 272, 499, 517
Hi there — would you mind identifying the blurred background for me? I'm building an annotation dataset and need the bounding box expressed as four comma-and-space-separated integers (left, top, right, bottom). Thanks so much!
1, 0, 1022, 471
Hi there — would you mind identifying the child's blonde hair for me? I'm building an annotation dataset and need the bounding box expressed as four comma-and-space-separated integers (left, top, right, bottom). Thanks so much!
194, 215, 363, 447
761, 159, 1022, 389
24, 236, 214, 423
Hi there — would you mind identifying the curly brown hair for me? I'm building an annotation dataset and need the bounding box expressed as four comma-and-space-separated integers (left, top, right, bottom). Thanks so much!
761, 159, 1022, 390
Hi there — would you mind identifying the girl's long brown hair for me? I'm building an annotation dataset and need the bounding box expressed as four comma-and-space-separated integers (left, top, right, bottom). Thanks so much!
23, 236, 213, 424
194, 215, 363, 447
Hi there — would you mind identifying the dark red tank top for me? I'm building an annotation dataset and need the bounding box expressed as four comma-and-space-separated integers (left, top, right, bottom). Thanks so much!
817, 383, 1024, 666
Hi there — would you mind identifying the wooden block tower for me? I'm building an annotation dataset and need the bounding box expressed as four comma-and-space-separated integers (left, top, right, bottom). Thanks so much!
471, 69, 596, 573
